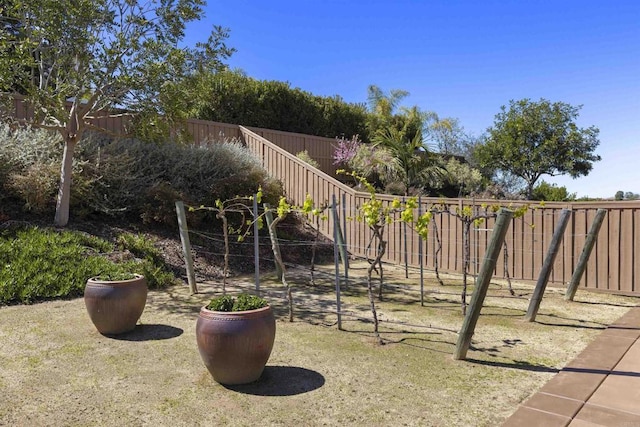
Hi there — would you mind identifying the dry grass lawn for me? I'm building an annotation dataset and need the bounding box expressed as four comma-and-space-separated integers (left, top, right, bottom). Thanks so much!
1, 261, 637, 426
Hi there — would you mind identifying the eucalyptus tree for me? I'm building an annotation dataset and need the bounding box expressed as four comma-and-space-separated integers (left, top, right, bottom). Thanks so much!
0, 0, 233, 226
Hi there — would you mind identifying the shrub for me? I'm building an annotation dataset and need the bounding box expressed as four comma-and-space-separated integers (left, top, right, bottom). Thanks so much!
205, 293, 268, 312
0, 127, 284, 225
0, 226, 175, 305
296, 150, 320, 169
74, 135, 282, 225
8, 163, 59, 212
0, 124, 63, 210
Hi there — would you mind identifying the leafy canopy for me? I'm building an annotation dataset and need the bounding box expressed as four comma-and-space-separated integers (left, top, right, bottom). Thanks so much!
476, 98, 601, 199
0, 0, 234, 135
0, 0, 233, 226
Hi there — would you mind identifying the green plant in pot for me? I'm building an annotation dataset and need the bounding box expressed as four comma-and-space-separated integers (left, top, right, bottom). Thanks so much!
196, 293, 276, 385
84, 272, 148, 335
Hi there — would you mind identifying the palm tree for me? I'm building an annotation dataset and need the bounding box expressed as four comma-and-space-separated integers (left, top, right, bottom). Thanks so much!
373, 127, 444, 195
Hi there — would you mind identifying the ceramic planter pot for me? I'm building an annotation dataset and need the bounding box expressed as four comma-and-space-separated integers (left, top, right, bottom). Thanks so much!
196, 304, 276, 385
84, 274, 148, 335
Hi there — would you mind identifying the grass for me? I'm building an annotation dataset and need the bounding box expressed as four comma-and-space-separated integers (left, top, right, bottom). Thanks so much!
0, 259, 637, 425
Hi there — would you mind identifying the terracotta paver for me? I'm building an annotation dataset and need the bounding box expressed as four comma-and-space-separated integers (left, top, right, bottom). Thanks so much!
503, 306, 640, 426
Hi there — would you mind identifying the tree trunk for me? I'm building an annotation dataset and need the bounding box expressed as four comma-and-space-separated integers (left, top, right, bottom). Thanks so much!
54, 105, 81, 227
54, 137, 77, 227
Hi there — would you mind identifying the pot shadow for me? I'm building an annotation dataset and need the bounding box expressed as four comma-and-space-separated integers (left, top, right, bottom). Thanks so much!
104, 324, 183, 341
223, 366, 325, 396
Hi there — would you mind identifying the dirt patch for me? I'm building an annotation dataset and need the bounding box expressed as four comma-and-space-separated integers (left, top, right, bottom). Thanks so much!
1, 261, 638, 426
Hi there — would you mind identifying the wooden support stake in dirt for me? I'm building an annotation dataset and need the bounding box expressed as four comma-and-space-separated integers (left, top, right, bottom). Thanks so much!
253, 195, 260, 293
175, 201, 197, 294
263, 204, 283, 281
525, 209, 572, 322
333, 195, 343, 330
454, 208, 513, 361
332, 198, 348, 275
565, 208, 607, 301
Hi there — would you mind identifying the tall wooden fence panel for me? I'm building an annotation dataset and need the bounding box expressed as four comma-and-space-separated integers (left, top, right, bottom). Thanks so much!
239, 125, 640, 295
246, 127, 339, 176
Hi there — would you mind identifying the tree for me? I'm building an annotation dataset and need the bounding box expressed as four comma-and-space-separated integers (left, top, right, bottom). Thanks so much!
372, 127, 444, 195
531, 180, 576, 201
615, 191, 625, 201
0, 0, 233, 226
476, 99, 601, 199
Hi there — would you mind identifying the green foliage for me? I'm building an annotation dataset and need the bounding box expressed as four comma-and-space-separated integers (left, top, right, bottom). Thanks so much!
614, 191, 640, 201
373, 127, 444, 195
438, 158, 484, 197
476, 98, 601, 199
531, 180, 576, 201
94, 272, 138, 281
0, 125, 63, 210
295, 150, 320, 169
0, 128, 283, 226
0, 227, 174, 305
205, 293, 268, 312
117, 233, 165, 266
190, 70, 369, 139
0, 0, 234, 225
348, 143, 402, 187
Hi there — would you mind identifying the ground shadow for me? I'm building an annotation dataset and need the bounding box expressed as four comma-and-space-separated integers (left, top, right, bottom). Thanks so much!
465, 357, 559, 373
224, 366, 325, 396
104, 324, 183, 341
562, 366, 640, 377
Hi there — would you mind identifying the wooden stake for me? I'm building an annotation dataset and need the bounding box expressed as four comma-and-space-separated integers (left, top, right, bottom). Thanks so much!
175, 201, 197, 294
565, 208, 607, 301
525, 209, 571, 321
454, 209, 513, 360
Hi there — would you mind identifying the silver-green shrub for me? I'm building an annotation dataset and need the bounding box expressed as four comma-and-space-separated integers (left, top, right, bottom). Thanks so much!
0, 125, 64, 212
0, 126, 282, 224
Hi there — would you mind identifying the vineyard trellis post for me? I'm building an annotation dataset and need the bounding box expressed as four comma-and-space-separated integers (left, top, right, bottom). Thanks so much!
565, 208, 608, 301
253, 195, 260, 293
333, 195, 343, 330
454, 208, 513, 360
175, 201, 198, 294
525, 208, 572, 321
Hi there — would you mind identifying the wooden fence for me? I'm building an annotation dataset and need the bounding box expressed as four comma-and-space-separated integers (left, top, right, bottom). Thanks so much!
240, 127, 640, 296
6, 96, 640, 295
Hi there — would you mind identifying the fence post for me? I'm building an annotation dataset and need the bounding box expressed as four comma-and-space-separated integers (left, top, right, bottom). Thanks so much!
454, 209, 513, 360
525, 209, 572, 321
175, 201, 198, 294
565, 208, 607, 301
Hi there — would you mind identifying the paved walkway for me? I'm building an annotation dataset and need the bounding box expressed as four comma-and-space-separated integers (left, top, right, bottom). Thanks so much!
503, 306, 640, 426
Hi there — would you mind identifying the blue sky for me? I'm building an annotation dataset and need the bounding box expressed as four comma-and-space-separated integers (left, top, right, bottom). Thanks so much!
184, 1, 639, 198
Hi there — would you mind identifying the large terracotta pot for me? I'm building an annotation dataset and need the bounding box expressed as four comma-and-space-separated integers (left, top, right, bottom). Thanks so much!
196, 305, 276, 385
84, 274, 148, 335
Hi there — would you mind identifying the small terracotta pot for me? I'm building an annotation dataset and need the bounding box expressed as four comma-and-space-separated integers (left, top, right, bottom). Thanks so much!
196, 305, 276, 385
84, 274, 148, 335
